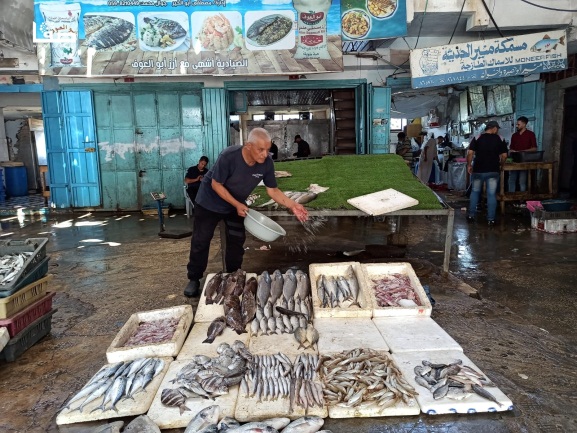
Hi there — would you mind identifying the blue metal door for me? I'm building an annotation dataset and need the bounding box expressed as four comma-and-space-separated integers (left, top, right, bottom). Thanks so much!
202, 88, 229, 163
369, 87, 391, 154
42, 90, 101, 208
515, 81, 545, 148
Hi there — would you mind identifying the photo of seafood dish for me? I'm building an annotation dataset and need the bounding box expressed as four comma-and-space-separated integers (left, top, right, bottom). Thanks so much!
341, 9, 371, 39
193, 12, 242, 52
367, 0, 397, 19
246, 13, 294, 48
83, 13, 136, 51
138, 13, 188, 51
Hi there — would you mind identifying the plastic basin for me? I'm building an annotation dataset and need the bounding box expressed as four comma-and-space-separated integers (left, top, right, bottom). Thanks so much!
244, 209, 286, 242
541, 200, 573, 212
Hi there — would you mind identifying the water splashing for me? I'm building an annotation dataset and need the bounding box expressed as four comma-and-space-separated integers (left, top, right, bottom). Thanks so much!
283, 215, 328, 253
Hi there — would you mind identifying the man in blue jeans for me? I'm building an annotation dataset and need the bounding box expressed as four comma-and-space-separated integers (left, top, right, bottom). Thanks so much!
466, 121, 508, 226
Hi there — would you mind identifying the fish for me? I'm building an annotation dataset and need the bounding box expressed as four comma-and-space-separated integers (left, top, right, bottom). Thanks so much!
246, 14, 292, 46
232, 269, 247, 297
270, 270, 284, 305
283, 269, 297, 301
305, 325, 319, 350
295, 270, 310, 300
86, 17, 134, 50
250, 318, 259, 337
472, 384, 502, 407
293, 327, 307, 350
75, 380, 112, 412
275, 306, 308, 320
244, 276, 258, 296
241, 288, 257, 326
224, 294, 247, 334
257, 271, 272, 308
160, 388, 190, 414
203, 316, 227, 344
184, 405, 220, 433
228, 423, 279, 433
197, 424, 219, 433
205, 272, 223, 304
218, 417, 241, 431
530, 34, 565, 53
262, 417, 291, 430
283, 416, 324, 433
143, 16, 187, 39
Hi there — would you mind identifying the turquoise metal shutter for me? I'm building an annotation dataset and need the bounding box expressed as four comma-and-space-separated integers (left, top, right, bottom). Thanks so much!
515, 81, 545, 148
370, 87, 392, 154
202, 88, 229, 163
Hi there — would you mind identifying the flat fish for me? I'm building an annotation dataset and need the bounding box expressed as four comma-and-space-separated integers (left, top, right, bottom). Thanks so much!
270, 270, 284, 305
86, 17, 134, 50
160, 388, 190, 414
282, 269, 297, 302
295, 270, 310, 299
184, 405, 220, 433
241, 289, 257, 326
257, 271, 272, 308
293, 327, 307, 350
203, 316, 226, 344
224, 295, 246, 334
143, 16, 187, 39
205, 272, 223, 304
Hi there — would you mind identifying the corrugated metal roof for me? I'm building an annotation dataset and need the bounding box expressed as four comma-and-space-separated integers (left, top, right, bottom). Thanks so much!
247, 89, 331, 107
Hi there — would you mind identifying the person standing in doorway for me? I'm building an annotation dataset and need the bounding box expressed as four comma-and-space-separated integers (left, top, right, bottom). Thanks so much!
184, 156, 209, 204
293, 135, 311, 158
184, 128, 309, 297
416, 134, 438, 184
508, 116, 537, 192
467, 121, 508, 225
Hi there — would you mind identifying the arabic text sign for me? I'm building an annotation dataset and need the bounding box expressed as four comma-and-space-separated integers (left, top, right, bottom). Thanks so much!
33, 0, 343, 77
410, 31, 567, 89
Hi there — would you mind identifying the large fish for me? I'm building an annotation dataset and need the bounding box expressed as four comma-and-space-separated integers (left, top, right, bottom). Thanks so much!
295, 270, 310, 300
223, 272, 240, 300
241, 288, 257, 326
345, 266, 361, 307
203, 316, 226, 344
282, 416, 324, 433
184, 405, 220, 433
224, 295, 247, 334
270, 270, 284, 305
232, 269, 247, 297
205, 272, 223, 304
282, 269, 297, 302
256, 271, 271, 308
244, 276, 258, 296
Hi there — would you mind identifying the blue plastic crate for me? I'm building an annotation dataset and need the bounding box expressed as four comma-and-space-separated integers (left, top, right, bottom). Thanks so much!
0, 308, 56, 362
0, 256, 50, 298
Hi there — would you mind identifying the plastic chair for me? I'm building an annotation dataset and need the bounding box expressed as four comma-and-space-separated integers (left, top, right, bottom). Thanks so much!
184, 185, 194, 218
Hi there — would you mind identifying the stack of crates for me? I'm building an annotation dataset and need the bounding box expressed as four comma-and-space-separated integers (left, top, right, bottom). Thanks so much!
531, 209, 577, 234
0, 238, 55, 362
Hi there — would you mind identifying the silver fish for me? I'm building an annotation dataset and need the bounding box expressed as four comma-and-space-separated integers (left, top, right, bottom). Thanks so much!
472, 384, 502, 407
305, 325, 319, 350
218, 417, 241, 432
345, 266, 361, 307
283, 416, 324, 433
283, 269, 297, 301
184, 405, 220, 433
228, 423, 279, 433
262, 417, 291, 430
106, 375, 127, 412
270, 270, 284, 304
257, 271, 271, 308
295, 270, 310, 299
293, 327, 307, 350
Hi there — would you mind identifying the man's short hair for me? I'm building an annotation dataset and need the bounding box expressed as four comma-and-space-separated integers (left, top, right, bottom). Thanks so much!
248, 127, 271, 144
397, 132, 406, 139
517, 116, 529, 124
200, 156, 209, 163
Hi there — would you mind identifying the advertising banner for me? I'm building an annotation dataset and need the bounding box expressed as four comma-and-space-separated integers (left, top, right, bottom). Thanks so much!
33, 0, 343, 77
341, 0, 406, 42
410, 31, 567, 89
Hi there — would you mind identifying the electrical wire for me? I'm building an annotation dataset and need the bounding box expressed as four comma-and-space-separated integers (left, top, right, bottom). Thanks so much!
480, 0, 504, 36
449, 0, 467, 45
414, 0, 429, 49
518, 0, 577, 12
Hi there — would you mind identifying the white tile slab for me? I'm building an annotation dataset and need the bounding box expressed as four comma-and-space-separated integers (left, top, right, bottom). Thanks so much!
347, 188, 419, 215
392, 350, 513, 415
147, 360, 238, 429
372, 316, 462, 353
248, 332, 317, 357
0, 326, 8, 352
309, 262, 373, 319
106, 305, 193, 363
177, 321, 250, 361
56, 357, 172, 425
315, 317, 389, 353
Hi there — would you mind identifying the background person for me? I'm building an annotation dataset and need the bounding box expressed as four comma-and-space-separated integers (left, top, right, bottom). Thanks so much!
396, 132, 413, 165
184, 128, 308, 298
508, 116, 537, 192
416, 134, 438, 184
467, 121, 508, 225
184, 156, 209, 204
270, 141, 279, 160
293, 135, 311, 158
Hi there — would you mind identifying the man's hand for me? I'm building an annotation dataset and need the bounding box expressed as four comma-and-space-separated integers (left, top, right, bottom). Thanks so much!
288, 202, 308, 222
236, 203, 249, 218
467, 165, 473, 175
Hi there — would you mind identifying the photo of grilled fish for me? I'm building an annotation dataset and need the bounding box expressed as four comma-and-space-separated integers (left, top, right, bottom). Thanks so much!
246, 14, 293, 47
84, 15, 135, 50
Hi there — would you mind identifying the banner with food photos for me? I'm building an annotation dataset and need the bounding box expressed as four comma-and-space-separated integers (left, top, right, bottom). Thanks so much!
341, 0, 406, 41
33, 0, 343, 77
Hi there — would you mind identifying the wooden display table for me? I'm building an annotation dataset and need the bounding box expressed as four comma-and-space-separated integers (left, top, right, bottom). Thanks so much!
498, 161, 556, 214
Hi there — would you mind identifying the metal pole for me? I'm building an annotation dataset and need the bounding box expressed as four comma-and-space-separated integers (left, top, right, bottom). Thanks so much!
443, 208, 455, 276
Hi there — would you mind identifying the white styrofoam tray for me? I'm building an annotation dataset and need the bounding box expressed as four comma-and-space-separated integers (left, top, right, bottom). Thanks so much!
106, 305, 193, 363
347, 188, 419, 216
56, 357, 172, 425
248, 332, 317, 357
392, 350, 513, 415
0, 326, 8, 352
361, 262, 432, 317
314, 317, 389, 353
147, 360, 238, 429
320, 350, 419, 418
177, 321, 250, 361
195, 273, 257, 323
309, 262, 373, 319
235, 354, 327, 422
372, 316, 462, 353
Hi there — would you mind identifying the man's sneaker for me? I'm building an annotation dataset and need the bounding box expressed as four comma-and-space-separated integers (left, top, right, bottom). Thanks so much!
466, 216, 475, 223
184, 280, 201, 298
488, 220, 496, 226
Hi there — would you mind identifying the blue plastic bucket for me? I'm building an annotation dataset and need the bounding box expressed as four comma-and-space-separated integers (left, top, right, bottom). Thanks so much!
4, 166, 28, 197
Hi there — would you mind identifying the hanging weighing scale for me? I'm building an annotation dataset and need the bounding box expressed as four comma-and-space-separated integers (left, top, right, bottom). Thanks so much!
151, 192, 192, 239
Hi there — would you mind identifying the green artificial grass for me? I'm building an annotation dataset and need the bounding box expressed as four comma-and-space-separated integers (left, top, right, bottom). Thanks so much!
253, 154, 443, 210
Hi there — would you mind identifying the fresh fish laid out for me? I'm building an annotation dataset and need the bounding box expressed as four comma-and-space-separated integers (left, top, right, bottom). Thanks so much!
62, 358, 165, 413
184, 405, 220, 433
320, 348, 417, 410
204, 317, 227, 344
123, 317, 179, 347
0, 252, 32, 285
246, 14, 293, 47
371, 273, 422, 307
413, 359, 502, 405
162, 341, 251, 412
250, 270, 314, 339
258, 191, 318, 209
292, 324, 319, 350
316, 266, 362, 309
241, 352, 324, 413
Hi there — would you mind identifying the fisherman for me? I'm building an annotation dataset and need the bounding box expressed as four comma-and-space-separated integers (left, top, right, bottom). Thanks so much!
184, 128, 309, 297
184, 155, 209, 205
293, 135, 311, 158
508, 116, 537, 192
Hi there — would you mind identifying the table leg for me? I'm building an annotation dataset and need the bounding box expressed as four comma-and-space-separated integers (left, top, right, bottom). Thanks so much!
443, 208, 454, 276
548, 167, 553, 194
528, 169, 532, 193
500, 170, 505, 214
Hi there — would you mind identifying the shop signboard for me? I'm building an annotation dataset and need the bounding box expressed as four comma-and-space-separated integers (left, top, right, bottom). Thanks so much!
341, 0, 406, 41
33, 0, 343, 77
410, 30, 567, 89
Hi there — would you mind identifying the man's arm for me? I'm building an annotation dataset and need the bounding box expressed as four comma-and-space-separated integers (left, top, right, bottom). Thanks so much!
266, 187, 308, 222
528, 131, 538, 151
211, 179, 248, 217
466, 149, 475, 175
499, 152, 508, 170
